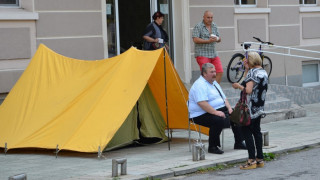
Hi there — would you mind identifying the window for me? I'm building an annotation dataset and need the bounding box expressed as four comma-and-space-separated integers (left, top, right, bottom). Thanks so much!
0, 0, 19, 6
106, 0, 118, 58
300, 0, 317, 5
235, 0, 256, 6
302, 62, 320, 86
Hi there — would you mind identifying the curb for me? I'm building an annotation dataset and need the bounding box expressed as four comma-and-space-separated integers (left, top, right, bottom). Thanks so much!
131, 141, 320, 180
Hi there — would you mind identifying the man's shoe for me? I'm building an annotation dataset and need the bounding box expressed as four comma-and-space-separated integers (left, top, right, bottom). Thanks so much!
234, 141, 247, 150
208, 147, 224, 154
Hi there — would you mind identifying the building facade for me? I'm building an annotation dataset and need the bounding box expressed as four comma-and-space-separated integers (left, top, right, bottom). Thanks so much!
1, 0, 320, 94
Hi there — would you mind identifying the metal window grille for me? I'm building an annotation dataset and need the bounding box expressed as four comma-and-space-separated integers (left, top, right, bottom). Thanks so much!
0, 0, 19, 6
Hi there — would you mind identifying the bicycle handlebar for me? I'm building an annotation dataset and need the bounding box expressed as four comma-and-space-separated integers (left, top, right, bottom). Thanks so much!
253, 37, 274, 45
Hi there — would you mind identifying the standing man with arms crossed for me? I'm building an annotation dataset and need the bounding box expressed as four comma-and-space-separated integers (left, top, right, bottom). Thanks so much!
192, 10, 223, 84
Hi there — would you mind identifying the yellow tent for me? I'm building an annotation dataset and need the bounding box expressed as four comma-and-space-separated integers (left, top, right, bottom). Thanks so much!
0, 44, 206, 153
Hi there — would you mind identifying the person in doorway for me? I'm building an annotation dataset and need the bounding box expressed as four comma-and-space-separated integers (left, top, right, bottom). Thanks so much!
192, 10, 223, 84
143, 11, 168, 50
232, 51, 268, 170
188, 63, 246, 154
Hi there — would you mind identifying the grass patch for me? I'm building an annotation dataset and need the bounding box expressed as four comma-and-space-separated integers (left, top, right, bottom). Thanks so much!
197, 163, 232, 173
143, 177, 161, 180
174, 164, 188, 168
263, 152, 276, 161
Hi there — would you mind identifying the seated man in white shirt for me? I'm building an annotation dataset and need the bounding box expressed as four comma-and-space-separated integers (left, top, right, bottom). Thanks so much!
188, 63, 245, 154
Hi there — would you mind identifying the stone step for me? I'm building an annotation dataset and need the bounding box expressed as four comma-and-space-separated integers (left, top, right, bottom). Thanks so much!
262, 103, 306, 124
228, 96, 291, 112
268, 84, 320, 105
225, 89, 277, 102
264, 97, 292, 111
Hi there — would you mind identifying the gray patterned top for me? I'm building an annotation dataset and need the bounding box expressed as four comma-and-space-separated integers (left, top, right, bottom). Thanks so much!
242, 68, 268, 119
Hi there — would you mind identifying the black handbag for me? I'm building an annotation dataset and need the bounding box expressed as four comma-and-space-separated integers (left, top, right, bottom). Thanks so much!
230, 89, 251, 126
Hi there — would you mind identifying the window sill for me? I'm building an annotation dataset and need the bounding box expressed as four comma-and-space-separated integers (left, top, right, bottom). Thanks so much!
0, 8, 38, 20
300, 7, 320, 12
235, 8, 271, 14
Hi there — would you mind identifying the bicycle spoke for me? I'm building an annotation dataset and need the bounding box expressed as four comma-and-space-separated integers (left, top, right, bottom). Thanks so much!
227, 54, 245, 83
262, 56, 272, 77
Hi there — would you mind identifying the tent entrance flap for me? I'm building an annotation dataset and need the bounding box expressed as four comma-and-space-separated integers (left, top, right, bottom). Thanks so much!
104, 85, 167, 151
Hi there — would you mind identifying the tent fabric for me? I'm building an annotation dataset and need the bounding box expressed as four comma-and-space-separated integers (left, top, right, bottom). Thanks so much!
104, 85, 167, 151
0, 44, 206, 153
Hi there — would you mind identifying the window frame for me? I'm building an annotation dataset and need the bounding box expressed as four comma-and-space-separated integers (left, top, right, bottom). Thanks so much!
300, 0, 318, 6
0, 0, 19, 7
234, 0, 257, 7
302, 61, 320, 87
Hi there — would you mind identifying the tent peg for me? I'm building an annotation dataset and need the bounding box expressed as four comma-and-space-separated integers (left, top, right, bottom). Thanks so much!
4, 142, 7, 155
55, 144, 59, 158
98, 146, 102, 159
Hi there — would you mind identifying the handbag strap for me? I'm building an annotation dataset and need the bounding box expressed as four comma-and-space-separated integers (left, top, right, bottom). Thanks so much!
241, 89, 248, 103
213, 84, 225, 104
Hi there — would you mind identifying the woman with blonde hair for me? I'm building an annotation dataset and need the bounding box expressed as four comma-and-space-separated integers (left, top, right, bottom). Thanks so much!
232, 51, 268, 170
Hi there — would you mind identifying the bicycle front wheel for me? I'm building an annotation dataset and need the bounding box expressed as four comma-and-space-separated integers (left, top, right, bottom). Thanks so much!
262, 56, 272, 77
227, 53, 245, 83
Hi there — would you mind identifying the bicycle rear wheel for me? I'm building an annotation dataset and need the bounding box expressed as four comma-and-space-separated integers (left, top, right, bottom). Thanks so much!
227, 53, 245, 83
262, 56, 272, 77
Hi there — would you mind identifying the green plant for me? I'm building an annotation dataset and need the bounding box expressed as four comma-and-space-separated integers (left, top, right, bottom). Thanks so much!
174, 164, 188, 168
197, 164, 228, 172
143, 177, 161, 180
263, 152, 275, 161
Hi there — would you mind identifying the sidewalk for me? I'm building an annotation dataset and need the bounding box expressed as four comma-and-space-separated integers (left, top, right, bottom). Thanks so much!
1, 103, 320, 180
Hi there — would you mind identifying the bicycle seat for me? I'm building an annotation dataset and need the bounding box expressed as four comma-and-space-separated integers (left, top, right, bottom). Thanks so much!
241, 43, 251, 49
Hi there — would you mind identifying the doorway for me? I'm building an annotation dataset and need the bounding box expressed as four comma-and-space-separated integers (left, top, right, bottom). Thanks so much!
106, 0, 173, 58
118, 0, 150, 52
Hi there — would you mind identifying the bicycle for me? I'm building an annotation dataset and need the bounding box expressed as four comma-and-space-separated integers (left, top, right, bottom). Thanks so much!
227, 37, 273, 83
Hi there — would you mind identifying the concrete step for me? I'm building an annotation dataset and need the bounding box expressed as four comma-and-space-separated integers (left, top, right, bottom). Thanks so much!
262, 103, 306, 124
269, 84, 320, 105
225, 89, 277, 102
227, 96, 291, 111
222, 86, 305, 123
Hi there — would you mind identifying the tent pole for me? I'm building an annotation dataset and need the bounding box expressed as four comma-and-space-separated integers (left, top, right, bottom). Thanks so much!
4, 142, 7, 155
163, 48, 170, 150
98, 146, 102, 159
55, 144, 59, 158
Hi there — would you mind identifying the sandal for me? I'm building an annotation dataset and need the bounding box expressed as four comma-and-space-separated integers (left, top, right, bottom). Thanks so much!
256, 159, 264, 168
240, 160, 257, 170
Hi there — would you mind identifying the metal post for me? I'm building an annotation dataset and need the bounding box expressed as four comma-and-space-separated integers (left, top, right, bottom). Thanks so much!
55, 144, 59, 158
98, 146, 102, 159
163, 48, 170, 150
112, 158, 127, 177
199, 144, 205, 160
192, 144, 198, 161
261, 130, 269, 146
192, 143, 205, 161
8, 173, 27, 180
5, 142, 7, 155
